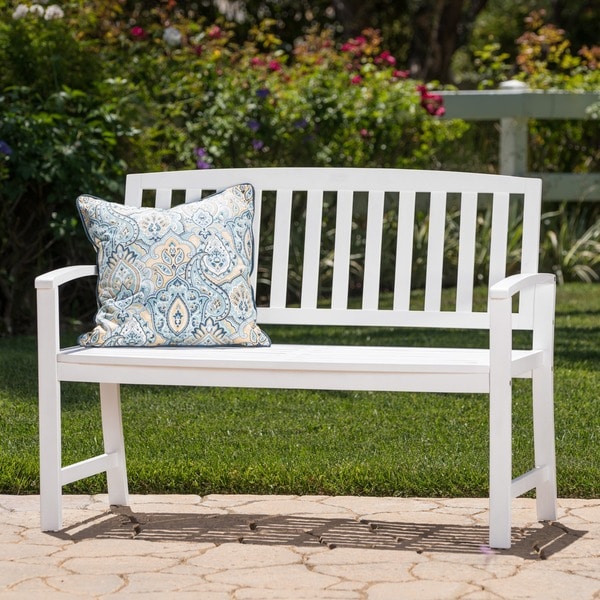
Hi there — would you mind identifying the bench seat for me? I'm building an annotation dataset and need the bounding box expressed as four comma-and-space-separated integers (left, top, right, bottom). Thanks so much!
57, 345, 544, 392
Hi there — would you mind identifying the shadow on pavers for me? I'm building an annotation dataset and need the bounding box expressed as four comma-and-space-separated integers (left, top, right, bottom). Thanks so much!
51, 505, 586, 560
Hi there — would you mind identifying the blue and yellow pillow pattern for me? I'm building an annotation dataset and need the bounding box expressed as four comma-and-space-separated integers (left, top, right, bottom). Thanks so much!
77, 184, 270, 347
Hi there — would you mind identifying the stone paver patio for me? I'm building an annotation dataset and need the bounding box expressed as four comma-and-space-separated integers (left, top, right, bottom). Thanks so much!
1, 494, 599, 598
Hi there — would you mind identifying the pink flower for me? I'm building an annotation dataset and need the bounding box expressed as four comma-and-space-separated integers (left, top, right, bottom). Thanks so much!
208, 25, 222, 39
376, 50, 396, 66
131, 26, 146, 39
417, 85, 446, 117
393, 69, 410, 79
351, 74, 362, 85
341, 35, 367, 55
360, 128, 370, 138
268, 60, 282, 72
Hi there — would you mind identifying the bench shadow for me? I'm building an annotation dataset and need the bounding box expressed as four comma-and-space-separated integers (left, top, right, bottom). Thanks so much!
54, 507, 586, 560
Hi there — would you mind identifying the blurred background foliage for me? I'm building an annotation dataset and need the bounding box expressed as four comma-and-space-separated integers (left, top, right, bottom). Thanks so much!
0, 0, 598, 334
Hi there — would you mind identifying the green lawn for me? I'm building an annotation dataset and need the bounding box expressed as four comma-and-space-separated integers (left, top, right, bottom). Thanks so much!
1, 282, 598, 498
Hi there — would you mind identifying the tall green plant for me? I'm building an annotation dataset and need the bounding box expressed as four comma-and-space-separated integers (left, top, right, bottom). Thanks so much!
541, 204, 600, 284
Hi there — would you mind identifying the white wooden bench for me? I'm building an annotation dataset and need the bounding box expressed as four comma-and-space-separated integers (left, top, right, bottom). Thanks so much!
36, 167, 557, 549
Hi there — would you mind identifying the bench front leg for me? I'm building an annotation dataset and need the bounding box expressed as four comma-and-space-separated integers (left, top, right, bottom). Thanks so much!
488, 273, 557, 548
37, 279, 64, 532
489, 292, 513, 549
39, 379, 63, 532
36, 265, 98, 531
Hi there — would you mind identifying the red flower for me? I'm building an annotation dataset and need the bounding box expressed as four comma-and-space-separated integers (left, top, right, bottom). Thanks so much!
268, 60, 282, 72
376, 50, 396, 66
341, 35, 367, 56
393, 69, 410, 79
131, 26, 146, 39
417, 85, 445, 117
351, 74, 362, 85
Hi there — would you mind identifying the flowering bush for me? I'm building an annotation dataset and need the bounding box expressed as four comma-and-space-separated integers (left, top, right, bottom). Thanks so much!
4, 3, 597, 331
1, 2, 99, 98
0, 3, 465, 333
100, 21, 463, 173
0, 2, 141, 334
474, 9, 599, 180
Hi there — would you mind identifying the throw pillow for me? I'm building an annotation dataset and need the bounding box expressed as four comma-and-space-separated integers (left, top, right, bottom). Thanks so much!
76, 184, 270, 347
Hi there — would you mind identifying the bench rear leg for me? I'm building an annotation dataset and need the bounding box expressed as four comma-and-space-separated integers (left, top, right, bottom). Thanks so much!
39, 380, 63, 531
100, 383, 129, 507
532, 365, 557, 521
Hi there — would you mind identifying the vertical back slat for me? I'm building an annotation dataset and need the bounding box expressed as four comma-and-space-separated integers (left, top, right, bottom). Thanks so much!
520, 183, 541, 275
331, 190, 354, 310
300, 190, 324, 308
424, 191, 447, 312
362, 190, 385, 310
518, 180, 543, 321
124, 174, 143, 207
393, 190, 416, 311
488, 192, 510, 287
250, 188, 263, 291
455, 191, 478, 312
184, 189, 202, 203
155, 189, 172, 209
269, 190, 293, 308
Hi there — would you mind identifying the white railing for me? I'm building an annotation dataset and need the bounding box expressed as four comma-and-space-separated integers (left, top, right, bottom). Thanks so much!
439, 80, 600, 201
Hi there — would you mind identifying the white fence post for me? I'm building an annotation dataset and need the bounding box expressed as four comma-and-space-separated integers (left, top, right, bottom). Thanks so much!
498, 80, 529, 177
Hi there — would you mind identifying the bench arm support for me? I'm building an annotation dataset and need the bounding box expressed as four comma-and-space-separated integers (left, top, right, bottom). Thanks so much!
489, 272, 556, 358
36, 265, 97, 356
488, 272, 556, 548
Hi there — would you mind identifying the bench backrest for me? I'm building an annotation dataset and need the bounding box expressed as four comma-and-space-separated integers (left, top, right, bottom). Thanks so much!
124, 168, 543, 331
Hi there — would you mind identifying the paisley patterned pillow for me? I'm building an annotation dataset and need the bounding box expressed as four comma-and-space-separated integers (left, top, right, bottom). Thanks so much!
76, 184, 270, 347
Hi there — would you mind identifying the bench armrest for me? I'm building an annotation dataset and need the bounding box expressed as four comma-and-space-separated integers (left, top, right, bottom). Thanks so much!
489, 273, 556, 299
489, 272, 556, 373
36, 265, 97, 356
35, 265, 97, 290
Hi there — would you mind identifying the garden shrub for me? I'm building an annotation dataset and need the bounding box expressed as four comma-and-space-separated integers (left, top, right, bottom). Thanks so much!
0, 3, 139, 334
0, 4, 467, 333
0, 3, 597, 334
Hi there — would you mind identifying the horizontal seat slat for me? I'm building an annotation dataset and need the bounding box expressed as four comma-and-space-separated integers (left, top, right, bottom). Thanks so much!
58, 345, 542, 375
